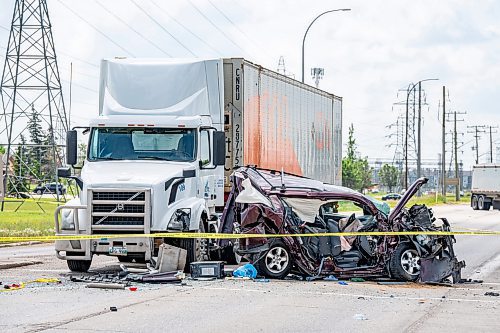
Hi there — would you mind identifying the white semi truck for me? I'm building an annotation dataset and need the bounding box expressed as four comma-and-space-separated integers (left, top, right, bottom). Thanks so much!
56, 58, 342, 271
470, 164, 500, 210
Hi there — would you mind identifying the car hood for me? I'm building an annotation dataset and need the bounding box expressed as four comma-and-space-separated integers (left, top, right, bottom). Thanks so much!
81, 160, 192, 187
388, 177, 429, 221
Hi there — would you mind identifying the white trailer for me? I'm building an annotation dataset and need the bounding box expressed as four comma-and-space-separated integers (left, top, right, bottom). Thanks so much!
470, 164, 500, 210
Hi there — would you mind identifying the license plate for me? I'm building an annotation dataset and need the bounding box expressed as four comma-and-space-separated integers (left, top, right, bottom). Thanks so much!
109, 246, 127, 256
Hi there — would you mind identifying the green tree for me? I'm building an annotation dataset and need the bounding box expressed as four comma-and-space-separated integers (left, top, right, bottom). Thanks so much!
379, 164, 399, 192
0, 145, 5, 154
341, 124, 373, 192
11, 135, 30, 196
27, 106, 45, 179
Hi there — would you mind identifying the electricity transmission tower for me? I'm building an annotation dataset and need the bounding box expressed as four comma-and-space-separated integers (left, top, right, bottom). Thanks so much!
1, 0, 68, 207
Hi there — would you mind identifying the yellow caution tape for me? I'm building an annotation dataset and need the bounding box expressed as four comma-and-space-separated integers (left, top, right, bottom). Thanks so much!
1, 230, 500, 243
1, 278, 61, 292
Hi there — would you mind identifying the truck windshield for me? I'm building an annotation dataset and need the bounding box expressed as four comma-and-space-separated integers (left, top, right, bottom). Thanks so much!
88, 127, 196, 162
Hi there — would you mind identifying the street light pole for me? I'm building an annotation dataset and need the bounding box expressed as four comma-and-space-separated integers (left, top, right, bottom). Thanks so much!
301, 8, 350, 83
404, 78, 439, 190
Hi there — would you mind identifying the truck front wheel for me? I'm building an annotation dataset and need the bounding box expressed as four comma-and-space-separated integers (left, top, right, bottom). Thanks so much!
67, 258, 92, 272
180, 219, 208, 272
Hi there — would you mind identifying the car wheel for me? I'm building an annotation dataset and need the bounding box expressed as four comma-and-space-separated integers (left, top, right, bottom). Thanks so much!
478, 195, 485, 210
36, 190, 42, 195
67, 259, 92, 272
255, 240, 292, 279
389, 242, 420, 281
471, 195, 478, 210
179, 219, 208, 272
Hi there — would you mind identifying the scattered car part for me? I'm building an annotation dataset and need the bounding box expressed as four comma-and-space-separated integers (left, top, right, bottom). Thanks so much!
190, 261, 225, 279
86, 283, 126, 290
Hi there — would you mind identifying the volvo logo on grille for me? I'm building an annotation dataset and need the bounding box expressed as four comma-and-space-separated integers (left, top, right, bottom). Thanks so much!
116, 203, 124, 211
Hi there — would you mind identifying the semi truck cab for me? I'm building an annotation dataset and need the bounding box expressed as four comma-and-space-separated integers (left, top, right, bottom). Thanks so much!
55, 58, 225, 271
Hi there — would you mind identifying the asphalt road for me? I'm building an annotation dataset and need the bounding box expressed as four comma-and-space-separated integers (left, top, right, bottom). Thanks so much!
1, 204, 499, 333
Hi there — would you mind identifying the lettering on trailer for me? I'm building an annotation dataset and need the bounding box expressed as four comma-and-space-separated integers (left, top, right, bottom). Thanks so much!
234, 123, 241, 166
235, 68, 240, 100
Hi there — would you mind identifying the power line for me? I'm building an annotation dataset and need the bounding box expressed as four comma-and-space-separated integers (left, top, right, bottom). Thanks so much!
149, 0, 221, 56
129, 0, 196, 57
55, 0, 135, 57
206, 0, 274, 62
187, 0, 249, 56
94, 0, 172, 57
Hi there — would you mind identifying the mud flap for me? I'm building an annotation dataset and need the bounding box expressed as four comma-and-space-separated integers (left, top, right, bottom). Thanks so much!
420, 256, 466, 283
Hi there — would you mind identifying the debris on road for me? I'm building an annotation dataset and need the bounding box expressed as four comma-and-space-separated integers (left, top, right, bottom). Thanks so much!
353, 313, 368, 320
232, 263, 257, 279
350, 278, 365, 282
484, 292, 500, 297
86, 283, 126, 290
338, 281, 348, 286
190, 261, 225, 279
109, 307, 117, 312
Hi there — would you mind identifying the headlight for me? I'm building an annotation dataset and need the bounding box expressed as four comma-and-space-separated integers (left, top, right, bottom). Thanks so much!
167, 208, 191, 231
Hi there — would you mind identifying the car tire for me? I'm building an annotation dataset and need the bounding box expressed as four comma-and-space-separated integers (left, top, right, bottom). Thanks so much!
471, 195, 479, 210
478, 195, 485, 210
36, 190, 42, 195
179, 219, 208, 272
67, 259, 92, 272
255, 240, 292, 279
389, 242, 420, 282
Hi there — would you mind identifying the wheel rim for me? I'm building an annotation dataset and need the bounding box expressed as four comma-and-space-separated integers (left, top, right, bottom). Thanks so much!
478, 197, 484, 209
195, 221, 208, 261
400, 249, 420, 276
265, 246, 289, 274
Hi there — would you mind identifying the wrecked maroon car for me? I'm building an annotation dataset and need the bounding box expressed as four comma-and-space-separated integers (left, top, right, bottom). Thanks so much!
220, 167, 465, 283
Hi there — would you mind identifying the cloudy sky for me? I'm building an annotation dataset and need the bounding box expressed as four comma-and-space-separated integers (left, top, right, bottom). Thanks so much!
1, 0, 499, 169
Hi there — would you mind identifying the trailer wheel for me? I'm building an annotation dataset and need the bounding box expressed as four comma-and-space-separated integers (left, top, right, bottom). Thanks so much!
478, 195, 485, 210
471, 195, 479, 210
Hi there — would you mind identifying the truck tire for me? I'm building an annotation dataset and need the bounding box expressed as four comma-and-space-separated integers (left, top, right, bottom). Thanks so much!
471, 195, 479, 210
255, 240, 292, 279
483, 202, 491, 211
389, 242, 420, 282
478, 195, 486, 210
67, 259, 92, 272
179, 219, 208, 272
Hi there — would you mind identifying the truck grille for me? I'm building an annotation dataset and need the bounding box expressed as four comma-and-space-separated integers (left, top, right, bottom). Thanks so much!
90, 190, 149, 228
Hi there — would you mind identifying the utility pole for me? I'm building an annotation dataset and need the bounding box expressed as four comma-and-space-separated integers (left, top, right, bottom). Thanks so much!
487, 126, 498, 163
452, 111, 466, 201
417, 82, 421, 179
467, 125, 487, 164
441, 86, 446, 201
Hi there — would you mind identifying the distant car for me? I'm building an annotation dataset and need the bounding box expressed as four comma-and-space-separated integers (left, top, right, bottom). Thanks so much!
33, 183, 66, 195
381, 193, 402, 201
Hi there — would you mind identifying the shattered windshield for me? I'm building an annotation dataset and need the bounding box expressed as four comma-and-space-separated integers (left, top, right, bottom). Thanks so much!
366, 196, 390, 216
88, 127, 196, 162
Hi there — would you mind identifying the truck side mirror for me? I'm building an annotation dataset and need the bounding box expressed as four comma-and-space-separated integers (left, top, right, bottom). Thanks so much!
66, 130, 78, 166
57, 167, 71, 178
213, 131, 225, 166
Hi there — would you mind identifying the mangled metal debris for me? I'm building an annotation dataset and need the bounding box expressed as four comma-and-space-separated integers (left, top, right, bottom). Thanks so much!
219, 167, 465, 283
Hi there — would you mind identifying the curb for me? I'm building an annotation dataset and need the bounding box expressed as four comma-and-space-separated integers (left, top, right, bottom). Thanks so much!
0, 241, 44, 248
0, 260, 43, 270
